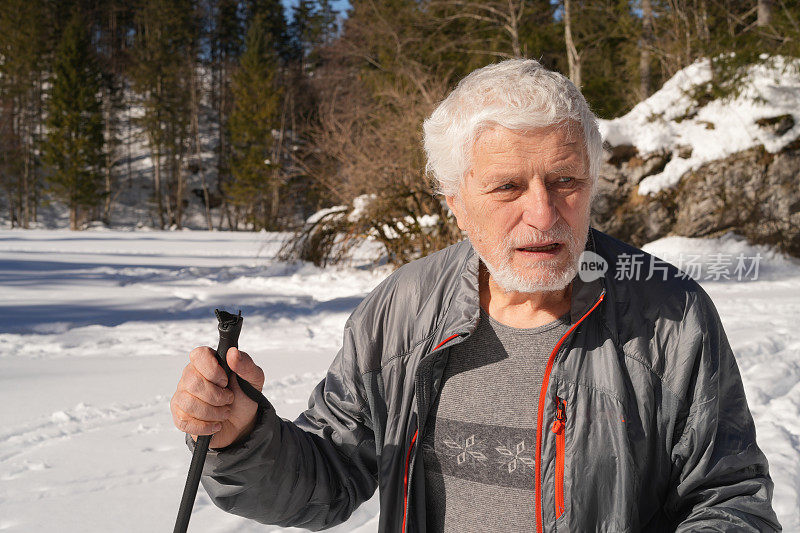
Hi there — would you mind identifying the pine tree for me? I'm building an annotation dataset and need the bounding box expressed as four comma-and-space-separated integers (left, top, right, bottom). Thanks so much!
289, 0, 337, 69
0, 0, 50, 228
227, 18, 284, 229
93, 0, 135, 224
246, 0, 290, 59
209, 0, 246, 229
130, 0, 196, 228
43, 10, 105, 230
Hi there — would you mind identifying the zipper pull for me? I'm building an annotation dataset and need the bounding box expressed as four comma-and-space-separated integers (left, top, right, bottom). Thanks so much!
551, 396, 566, 434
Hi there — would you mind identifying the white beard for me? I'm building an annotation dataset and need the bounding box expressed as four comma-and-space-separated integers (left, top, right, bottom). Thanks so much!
466, 219, 588, 294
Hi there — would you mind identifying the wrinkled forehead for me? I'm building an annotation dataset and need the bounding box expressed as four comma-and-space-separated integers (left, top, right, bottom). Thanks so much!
475, 120, 585, 145
471, 122, 589, 168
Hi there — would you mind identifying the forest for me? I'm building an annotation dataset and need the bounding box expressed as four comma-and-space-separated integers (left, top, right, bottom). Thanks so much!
1, 0, 798, 264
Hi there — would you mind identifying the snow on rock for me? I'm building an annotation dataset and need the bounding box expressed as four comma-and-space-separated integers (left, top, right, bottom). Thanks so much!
0, 229, 798, 530
599, 56, 800, 195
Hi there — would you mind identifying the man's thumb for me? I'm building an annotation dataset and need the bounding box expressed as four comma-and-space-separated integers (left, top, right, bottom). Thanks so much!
226, 347, 265, 391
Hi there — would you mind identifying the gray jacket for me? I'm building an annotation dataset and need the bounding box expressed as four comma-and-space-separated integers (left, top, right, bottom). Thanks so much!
192, 228, 780, 532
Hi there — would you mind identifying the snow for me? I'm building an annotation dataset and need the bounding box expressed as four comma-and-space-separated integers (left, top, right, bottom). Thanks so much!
599, 56, 800, 195
0, 229, 385, 532
643, 234, 800, 529
306, 205, 346, 224
347, 194, 377, 223
305, 195, 441, 241
2, 229, 799, 530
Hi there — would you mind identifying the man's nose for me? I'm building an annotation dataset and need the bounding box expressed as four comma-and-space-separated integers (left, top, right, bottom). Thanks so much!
520, 180, 559, 232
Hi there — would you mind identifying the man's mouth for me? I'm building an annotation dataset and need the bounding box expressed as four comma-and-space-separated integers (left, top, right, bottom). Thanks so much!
518, 242, 561, 252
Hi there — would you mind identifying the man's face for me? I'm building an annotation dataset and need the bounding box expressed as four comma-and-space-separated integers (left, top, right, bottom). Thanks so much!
446, 123, 593, 293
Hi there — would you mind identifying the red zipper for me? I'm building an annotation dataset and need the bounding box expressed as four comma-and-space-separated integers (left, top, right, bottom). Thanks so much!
535, 292, 604, 533
552, 397, 567, 519
400, 333, 460, 532
434, 333, 460, 351
401, 429, 418, 533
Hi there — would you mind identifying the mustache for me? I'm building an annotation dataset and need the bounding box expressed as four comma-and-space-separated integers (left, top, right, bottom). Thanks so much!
501, 221, 575, 249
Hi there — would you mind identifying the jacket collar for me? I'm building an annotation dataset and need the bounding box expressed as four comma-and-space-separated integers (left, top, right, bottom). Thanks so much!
438, 227, 606, 341
571, 228, 606, 322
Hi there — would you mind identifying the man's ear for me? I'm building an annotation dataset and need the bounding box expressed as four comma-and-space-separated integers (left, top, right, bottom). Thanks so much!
445, 194, 467, 232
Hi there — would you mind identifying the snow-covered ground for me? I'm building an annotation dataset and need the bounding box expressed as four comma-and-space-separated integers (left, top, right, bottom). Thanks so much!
0, 230, 386, 532
1, 229, 798, 531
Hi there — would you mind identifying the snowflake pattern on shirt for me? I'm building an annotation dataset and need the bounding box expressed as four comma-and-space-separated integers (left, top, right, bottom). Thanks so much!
421, 417, 537, 489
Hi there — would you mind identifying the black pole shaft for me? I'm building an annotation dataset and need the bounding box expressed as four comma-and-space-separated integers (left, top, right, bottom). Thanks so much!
173, 434, 211, 532
173, 310, 243, 533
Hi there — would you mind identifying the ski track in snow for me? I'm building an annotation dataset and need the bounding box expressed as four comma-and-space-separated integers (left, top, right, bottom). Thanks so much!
1, 229, 798, 531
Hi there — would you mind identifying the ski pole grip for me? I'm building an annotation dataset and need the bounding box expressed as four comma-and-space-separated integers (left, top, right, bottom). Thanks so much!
173, 309, 243, 533
213, 309, 243, 377
214, 309, 264, 406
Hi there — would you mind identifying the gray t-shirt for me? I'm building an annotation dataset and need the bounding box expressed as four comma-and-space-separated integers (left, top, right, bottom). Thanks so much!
422, 307, 570, 532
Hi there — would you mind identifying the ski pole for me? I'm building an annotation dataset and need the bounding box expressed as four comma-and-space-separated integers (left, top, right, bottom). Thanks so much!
173, 309, 245, 533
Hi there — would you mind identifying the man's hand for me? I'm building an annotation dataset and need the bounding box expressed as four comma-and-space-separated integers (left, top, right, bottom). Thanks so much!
171, 346, 265, 448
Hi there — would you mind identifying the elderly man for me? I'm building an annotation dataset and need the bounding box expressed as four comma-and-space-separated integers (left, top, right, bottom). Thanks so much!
171, 60, 780, 532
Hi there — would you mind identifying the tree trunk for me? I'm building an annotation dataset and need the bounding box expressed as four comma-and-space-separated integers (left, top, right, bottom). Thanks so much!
163, 120, 175, 226
9, 194, 17, 228
104, 163, 112, 223
639, 0, 653, 99
217, 200, 227, 230
695, 0, 710, 45
190, 59, 212, 230
758, 0, 773, 27
509, 0, 523, 58
165, 145, 176, 226
563, 0, 581, 88
103, 90, 113, 224
268, 175, 278, 230
215, 58, 230, 225
154, 148, 165, 228
176, 151, 184, 228
33, 71, 44, 224
22, 115, 31, 228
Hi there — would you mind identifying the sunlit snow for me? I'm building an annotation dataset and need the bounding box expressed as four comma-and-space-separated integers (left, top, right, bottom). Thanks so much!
599, 56, 800, 195
1, 229, 798, 531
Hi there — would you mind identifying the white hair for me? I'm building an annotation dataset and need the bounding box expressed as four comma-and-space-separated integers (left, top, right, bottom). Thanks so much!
423, 59, 602, 197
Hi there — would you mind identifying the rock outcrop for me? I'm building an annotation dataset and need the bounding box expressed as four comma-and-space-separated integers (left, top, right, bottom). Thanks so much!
593, 140, 800, 256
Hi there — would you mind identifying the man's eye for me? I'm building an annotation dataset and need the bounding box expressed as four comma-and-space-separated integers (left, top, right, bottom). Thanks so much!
495, 183, 515, 191
551, 177, 575, 187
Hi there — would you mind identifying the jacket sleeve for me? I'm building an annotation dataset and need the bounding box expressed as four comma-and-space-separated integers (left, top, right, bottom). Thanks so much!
665, 289, 781, 532
188, 318, 379, 530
